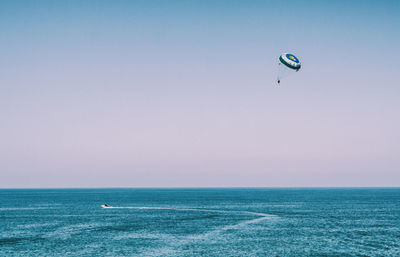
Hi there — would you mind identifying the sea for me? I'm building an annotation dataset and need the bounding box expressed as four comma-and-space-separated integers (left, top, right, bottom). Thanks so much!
1, 188, 399, 256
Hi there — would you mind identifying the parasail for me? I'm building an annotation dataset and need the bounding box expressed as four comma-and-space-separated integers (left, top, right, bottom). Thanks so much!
277, 53, 301, 85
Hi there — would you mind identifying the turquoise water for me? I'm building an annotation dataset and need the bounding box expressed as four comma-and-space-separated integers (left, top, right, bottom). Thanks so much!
1, 188, 400, 256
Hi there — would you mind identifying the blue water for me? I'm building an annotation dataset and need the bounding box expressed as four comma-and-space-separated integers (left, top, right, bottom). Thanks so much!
1, 188, 400, 256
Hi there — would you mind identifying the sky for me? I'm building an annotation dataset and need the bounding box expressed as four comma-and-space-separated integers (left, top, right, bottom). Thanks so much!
1, 0, 399, 188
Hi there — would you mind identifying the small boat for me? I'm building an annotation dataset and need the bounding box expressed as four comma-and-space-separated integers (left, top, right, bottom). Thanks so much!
101, 204, 112, 208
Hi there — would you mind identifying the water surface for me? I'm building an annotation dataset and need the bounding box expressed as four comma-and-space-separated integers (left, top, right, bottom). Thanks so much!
1, 188, 399, 256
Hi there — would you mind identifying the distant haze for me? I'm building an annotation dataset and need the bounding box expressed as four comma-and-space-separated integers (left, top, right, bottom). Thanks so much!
1, 0, 399, 187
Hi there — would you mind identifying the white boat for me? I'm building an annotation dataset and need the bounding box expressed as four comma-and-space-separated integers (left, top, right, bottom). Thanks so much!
101, 204, 112, 208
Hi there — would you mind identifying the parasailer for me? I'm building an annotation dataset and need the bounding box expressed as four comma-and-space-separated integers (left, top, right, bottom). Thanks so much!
277, 53, 301, 85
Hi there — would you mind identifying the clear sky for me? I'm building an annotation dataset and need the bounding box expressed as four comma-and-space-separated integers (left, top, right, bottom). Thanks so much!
1, 0, 399, 187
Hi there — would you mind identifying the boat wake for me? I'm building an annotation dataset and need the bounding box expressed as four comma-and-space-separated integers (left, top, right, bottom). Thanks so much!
102, 205, 277, 255
101, 205, 276, 229
101, 205, 275, 219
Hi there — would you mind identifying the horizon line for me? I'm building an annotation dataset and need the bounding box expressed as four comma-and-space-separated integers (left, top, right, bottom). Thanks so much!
1, 186, 400, 190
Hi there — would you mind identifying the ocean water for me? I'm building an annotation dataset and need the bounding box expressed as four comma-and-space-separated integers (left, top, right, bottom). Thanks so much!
1, 188, 399, 256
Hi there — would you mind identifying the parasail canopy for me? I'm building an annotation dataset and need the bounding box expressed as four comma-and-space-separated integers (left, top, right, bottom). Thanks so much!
279, 53, 301, 71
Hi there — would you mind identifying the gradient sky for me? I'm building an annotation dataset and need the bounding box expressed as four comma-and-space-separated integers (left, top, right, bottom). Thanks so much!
1, 0, 399, 187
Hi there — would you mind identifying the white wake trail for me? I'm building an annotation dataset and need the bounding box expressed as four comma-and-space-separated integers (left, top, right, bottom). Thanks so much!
103, 205, 277, 256
101, 205, 276, 225
102, 205, 275, 217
